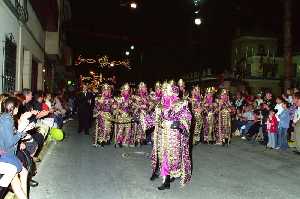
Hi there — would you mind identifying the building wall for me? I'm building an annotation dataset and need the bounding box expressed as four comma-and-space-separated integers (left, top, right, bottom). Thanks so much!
0, 0, 19, 93
0, 0, 45, 93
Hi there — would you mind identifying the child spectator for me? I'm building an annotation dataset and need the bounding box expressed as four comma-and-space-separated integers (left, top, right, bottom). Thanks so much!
274, 97, 284, 121
267, 109, 278, 149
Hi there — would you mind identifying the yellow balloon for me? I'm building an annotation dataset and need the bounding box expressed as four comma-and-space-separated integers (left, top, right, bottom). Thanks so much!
50, 128, 64, 141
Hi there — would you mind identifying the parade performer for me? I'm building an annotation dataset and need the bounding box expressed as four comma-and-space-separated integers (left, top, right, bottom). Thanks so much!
93, 84, 114, 147
150, 82, 192, 190
146, 82, 163, 144
148, 82, 163, 125
216, 89, 232, 145
203, 87, 217, 143
190, 86, 203, 145
132, 82, 150, 146
114, 83, 133, 147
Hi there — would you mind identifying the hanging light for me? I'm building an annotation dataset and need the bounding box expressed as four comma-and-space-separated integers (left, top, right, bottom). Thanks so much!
130, 45, 135, 50
130, 2, 137, 9
194, 18, 202, 26
125, 51, 130, 56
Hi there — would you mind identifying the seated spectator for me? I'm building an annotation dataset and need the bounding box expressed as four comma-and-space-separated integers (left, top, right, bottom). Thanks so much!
246, 110, 261, 139
0, 158, 18, 198
240, 105, 255, 139
0, 96, 37, 199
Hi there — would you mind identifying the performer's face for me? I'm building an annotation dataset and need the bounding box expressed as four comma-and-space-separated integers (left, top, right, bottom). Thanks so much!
221, 94, 228, 101
103, 90, 111, 97
122, 90, 130, 96
82, 85, 88, 92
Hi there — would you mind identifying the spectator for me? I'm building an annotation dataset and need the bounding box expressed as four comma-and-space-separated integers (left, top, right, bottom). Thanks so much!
234, 92, 245, 109
240, 105, 255, 140
260, 103, 270, 146
278, 101, 290, 150
254, 92, 264, 108
0, 161, 18, 198
293, 92, 300, 155
282, 88, 293, 105
265, 91, 275, 109
267, 109, 278, 149
0, 96, 36, 199
274, 97, 284, 121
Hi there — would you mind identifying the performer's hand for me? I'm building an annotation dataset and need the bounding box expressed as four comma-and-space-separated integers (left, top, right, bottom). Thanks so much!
171, 121, 180, 129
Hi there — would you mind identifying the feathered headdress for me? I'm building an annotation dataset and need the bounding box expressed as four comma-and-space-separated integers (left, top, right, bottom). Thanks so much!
178, 79, 185, 87
220, 88, 229, 95
155, 81, 161, 89
206, 86, 217, 94
138, 82, 146, 89
121, 83, 130, 91
102, 83, 111, 91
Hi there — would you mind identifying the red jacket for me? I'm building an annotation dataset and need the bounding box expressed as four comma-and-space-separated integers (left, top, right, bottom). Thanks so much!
267, 115, 278, 133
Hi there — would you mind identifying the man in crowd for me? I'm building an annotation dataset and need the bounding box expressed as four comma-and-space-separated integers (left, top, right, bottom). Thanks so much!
77, 84, 94, 135
293, 92, 300, 155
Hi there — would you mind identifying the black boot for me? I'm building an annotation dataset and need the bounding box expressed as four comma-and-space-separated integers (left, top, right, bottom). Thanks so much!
100, 142, 104, 148
158, 175, 170, 190
150, 172, 159, 181
0, 186, 7, 198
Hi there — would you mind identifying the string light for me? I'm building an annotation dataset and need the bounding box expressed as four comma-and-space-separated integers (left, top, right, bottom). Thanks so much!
75, 55, 131, 69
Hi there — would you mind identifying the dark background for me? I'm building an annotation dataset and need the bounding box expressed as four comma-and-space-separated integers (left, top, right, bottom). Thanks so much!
66, 0, 300, 84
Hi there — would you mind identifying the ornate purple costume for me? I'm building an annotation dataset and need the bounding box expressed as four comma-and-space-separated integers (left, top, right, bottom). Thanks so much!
203, 87, 217, 143
190, 86, 203, 144
94, 84, 114, 146
216, 89, 232, 145
151, 82, 192, 188
132, 82, 150, 145
114, 84, 134, 147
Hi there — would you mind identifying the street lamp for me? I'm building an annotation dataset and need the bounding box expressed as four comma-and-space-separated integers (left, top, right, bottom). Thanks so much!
130, 2, 137, 9
130, 45, 135, 50
194, 18, 202, 26
125, 51, 130, 56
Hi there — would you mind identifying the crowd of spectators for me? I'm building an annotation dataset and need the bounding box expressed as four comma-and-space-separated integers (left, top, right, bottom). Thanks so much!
0, 89, 74, 199
231, 88, 300, 153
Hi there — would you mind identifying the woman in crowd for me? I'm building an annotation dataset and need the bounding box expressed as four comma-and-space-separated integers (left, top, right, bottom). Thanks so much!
0, 96, 37, 199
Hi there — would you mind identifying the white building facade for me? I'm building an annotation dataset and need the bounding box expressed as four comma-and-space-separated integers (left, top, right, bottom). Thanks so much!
0, 0, 45, 93
0, 0, 71, 93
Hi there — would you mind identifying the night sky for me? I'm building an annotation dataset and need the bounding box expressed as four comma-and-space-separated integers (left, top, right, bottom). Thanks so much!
66, 0, 300, 83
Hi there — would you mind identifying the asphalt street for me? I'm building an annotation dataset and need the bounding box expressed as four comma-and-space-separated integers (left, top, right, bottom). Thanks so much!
31, 121, 300, 199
